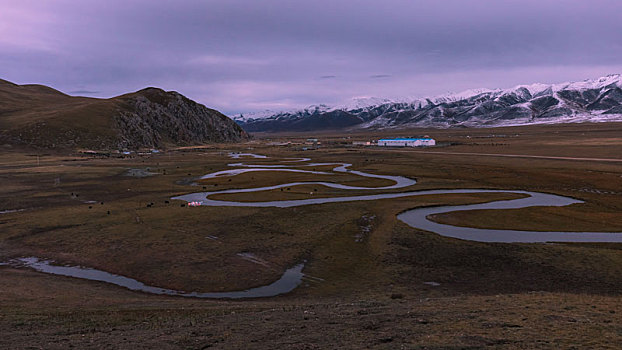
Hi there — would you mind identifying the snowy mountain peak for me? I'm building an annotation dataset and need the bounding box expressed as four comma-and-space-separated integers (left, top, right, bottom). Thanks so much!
335, 96, 395, 110
424, 74, 622, 106
513, 74, 622, 96
430, 88, 498, 104
234, 109, 280, 122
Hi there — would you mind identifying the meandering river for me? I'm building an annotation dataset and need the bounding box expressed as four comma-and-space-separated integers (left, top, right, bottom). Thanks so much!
175, 153, 622, 243
5, 152, 621, 299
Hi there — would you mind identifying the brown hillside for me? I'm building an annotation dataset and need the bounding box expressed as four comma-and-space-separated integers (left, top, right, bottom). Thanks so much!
0, 79, 249, 150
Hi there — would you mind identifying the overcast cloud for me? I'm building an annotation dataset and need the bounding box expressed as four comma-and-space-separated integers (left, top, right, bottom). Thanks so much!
2, 0, 622, 115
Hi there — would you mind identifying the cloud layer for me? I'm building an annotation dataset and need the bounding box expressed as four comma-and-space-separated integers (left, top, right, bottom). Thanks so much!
2, 0, 622, 115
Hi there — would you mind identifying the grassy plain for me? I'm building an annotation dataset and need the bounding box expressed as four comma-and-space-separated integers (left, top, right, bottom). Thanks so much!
1, 122, 622, 348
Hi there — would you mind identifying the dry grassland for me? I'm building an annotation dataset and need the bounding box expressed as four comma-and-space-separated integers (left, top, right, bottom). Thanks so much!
1, 122, 622, 348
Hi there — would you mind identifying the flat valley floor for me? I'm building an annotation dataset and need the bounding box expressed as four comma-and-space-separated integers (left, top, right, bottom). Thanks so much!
2, 123, 622, 349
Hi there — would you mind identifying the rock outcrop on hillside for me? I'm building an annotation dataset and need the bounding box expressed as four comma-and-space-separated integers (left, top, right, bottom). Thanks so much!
114, 88, 249, 149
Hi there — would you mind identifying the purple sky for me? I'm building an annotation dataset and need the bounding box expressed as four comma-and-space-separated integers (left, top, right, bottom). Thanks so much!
2, 0, 622, 115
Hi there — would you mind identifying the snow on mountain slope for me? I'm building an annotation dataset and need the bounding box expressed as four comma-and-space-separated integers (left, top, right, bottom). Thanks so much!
233, 98, 394, 123
337, 97, 396, 110
234, 110, 280, 122
234, 74, 622, 132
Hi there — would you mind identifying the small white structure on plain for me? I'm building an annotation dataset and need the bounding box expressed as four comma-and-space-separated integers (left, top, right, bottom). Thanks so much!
377, 138, 436, 147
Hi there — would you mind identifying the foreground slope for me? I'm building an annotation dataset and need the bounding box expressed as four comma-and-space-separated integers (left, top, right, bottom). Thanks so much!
235, 74, 622, 132
0, 79, 249, 150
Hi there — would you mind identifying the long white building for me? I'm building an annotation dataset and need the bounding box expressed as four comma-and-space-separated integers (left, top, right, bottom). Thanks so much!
378, 138, 436, 147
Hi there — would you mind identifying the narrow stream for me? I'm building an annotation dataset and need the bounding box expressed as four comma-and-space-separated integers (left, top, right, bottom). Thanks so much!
397, 190, 622, 243
5, 257, 305, 299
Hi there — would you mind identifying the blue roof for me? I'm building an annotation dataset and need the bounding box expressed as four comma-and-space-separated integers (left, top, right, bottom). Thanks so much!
378, 138, 433, 141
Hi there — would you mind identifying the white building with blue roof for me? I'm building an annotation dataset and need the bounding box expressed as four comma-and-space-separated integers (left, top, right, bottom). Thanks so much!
378, 137, 435, 147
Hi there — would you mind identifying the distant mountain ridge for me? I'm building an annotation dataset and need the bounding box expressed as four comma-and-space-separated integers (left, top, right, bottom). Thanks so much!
234, 74, 622, 132
0, 79, 249, 150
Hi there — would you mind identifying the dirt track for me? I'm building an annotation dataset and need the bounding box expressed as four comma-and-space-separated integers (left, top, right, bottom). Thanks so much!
394, 150, 622, 163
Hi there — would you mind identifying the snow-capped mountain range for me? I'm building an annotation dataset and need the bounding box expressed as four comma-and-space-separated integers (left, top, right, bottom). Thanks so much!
233, 74, 622, 132
233, 97, 397, 123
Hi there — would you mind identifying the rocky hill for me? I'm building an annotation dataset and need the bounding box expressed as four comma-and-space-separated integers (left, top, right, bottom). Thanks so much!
0, 79, 249, 150
235, 74, 622, 132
